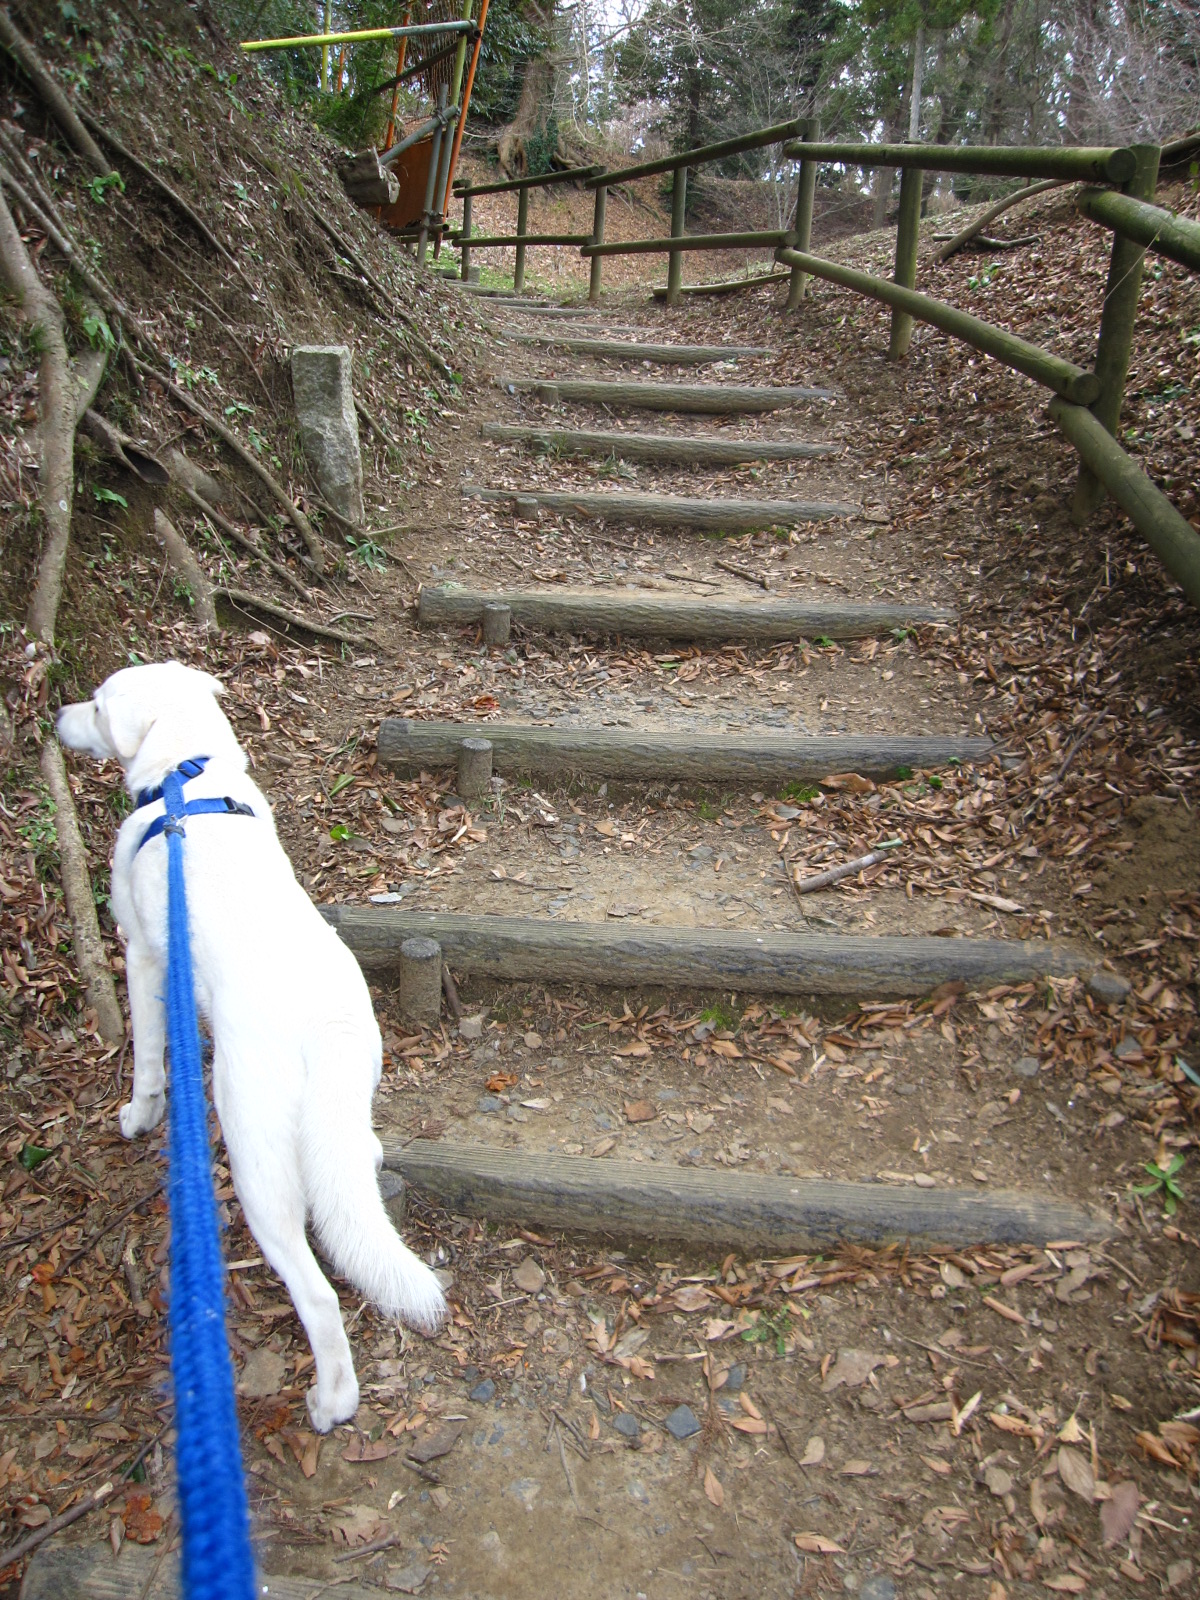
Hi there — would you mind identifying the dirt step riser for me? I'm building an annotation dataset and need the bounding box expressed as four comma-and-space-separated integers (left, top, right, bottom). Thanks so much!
501, 378, 834, 414
419, 586, 953, 640
378, 720, 992, 786
383, 1140, 1109, 1252
462, 486, 855, 528
479, 423, 838, 464
323, 909, 1086, 997
508, 334, 773, 364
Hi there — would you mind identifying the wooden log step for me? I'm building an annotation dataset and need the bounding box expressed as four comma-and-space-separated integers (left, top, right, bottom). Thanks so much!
418, 585, 952, 641
496, 303, 597, 317
22, 1545, 376, 1600
500, 377, 834, 413
378, 719, 990, 786
324, 909, 1086, 996
382, 1139, 1108, 1252
509, 333, 772, 365
480, 422, 837, 464
462, 485, 855, 529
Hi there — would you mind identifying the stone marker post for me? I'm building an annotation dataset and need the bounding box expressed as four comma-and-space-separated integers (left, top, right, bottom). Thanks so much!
291, 345, 365, 527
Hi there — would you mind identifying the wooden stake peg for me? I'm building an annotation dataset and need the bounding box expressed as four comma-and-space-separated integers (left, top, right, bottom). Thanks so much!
481, 601, 511, 646
457, 737, 493, 798
399, 936, 443, 1023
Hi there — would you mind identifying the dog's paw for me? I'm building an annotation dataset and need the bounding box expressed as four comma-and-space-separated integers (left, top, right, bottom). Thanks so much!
118, 1094, 165, 1140
401, 1263, 449, 1339
306, 1375, 359, 1435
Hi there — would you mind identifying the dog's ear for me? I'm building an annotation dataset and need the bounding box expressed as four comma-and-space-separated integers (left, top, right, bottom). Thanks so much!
94, 680, 154, 762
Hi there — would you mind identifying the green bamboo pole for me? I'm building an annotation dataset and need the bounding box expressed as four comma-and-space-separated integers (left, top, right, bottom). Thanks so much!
1077, 188, 1200, 274
460, 191, 472, 281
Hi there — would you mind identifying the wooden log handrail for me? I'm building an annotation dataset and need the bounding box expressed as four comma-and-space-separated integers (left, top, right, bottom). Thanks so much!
1076, 188, 1200, 275
779, 139, 1134, 183
581, 229, 793, 258
775, 246, 1098, 404
455, 163, 603, 197
448, 231, 592, 247
584, 117, 807, 189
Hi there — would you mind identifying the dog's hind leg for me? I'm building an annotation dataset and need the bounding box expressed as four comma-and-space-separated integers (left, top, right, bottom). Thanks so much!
224, 1117, 359, 1432
119, 939, 167, 1140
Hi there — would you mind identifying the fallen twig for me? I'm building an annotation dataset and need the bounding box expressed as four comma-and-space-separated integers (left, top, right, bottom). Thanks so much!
936, 180, 1066, 263
183, 485, 314, 602
332, 1531, 405, 1564
714, 558, 769, 589
791, 837, 902, 894
441, 963, 463, 1022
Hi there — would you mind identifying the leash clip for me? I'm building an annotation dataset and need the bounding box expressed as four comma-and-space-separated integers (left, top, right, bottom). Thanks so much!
162, 816, 186, 839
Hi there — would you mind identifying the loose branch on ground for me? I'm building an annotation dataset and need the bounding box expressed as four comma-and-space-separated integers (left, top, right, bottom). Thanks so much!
214, 587, 369, 646
935, 180, 1066, 263
791, 837, 903, 894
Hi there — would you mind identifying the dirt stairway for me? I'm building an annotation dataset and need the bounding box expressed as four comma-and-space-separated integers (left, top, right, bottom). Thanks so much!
332, 289, 1104, 1252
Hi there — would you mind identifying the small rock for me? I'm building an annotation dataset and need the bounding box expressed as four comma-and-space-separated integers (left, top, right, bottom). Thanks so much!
859, 1577, 896, 1600
664, 1405, 701, 1441
386, 1560, 432, 1593
613, 1412, 640, 1439
379, 1170, 407, 1227
506, 1476, 541, 1510
477, 1094, 505, 1114
505, 1104, 529, 1123
459, 1014, 485, 1041
723, 1363, 746, 1392
913, 1172, 936, 1188
469, 1378, 496, 1404
984, 1464, 1014, 1496
512, 1258, 546, 1294
1087, 968, 1131, 1005
1012, 1055, 1040, 1078
433, 1267, 454, 1292
1115, 1037, 1143, 1060
523, 1031, 542, 1049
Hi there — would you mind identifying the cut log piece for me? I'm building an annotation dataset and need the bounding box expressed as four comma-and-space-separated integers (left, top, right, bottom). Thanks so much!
323, 909, 1085, 996
462, 485, 854, 529
418, 586, 952, 641
378, 719, 990, 786
500, 377, 834, 414
650, 269, 788, 299
382, 1140, 1109, 1251
509, 334, 771, 365
480, 424, 836, 464
337, 149, 400, 207
21, 1544, 378, 1600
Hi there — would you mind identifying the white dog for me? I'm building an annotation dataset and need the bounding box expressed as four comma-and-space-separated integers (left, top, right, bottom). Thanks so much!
57, 661, 446, 1430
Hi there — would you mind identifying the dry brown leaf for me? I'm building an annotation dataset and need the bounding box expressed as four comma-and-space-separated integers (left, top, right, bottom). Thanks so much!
703, 1465, 725, 1507
800, 1436, 826, 1467
342, 1437, 394, 1464
1057, 1446, 1096, 1503
1043, 1575, 1087, 1594
821, 1348, 884, 1392
624, 1098, 658, 1122
1100, 1479, 1140, 1546
793, 1533, 845, 1554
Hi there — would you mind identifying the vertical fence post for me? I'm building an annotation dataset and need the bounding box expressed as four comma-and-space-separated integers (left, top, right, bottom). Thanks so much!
460, 190, 472, 281
666, 165, 688, 306
1072, 142, 1162, 522
786, 117, 820, 311
431, 109, 457, 261
589, 184, 607, 305
417, 89, 448, 266
514, 183, 530, 294
888, 163, 922, 360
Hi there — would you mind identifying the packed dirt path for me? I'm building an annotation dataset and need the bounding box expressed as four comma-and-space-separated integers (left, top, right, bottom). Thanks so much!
14, 272, 1200, 1600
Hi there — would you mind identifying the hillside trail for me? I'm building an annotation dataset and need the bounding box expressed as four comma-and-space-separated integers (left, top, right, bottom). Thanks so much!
24, 282, 1200, 1600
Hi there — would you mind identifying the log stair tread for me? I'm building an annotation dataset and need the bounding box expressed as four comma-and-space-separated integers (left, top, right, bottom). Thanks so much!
479, 422, 838, 463
508, 333, 773, 364
462, 485, 856, 527
418, 585, 953, 639
378, 719, 991, 785
500, 377, 835, 413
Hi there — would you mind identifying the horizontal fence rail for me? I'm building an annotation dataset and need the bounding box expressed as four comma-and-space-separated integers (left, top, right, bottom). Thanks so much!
1076, 188, 1200, 275
446, 122, 1197, 609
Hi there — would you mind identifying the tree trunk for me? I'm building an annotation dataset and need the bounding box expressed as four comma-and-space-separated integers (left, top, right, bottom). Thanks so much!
908, 22, 926, 141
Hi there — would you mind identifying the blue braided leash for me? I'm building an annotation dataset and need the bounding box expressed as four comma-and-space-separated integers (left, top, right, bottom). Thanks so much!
161, 766, 257, 1600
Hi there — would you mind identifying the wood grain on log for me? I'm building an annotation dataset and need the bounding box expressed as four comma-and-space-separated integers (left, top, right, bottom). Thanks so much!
378, 719, 992, 786
20, 1544, 377, 1600
462, 485, 854, 528
323, 909, 1084, 995
381, 1139, 1109, 1251
480, 423, 835, 463
418, 585, 955, 640
500, 378, 834, 413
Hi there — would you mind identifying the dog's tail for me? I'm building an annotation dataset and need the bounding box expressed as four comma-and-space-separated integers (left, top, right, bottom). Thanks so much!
298, 1047, 447, 1336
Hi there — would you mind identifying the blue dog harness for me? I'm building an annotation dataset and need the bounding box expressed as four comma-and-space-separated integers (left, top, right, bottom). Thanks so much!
134, 757, 257, 854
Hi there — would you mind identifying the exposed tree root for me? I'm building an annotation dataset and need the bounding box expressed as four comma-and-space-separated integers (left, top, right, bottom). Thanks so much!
0, 10, 111, 176
214, 587, 369, 646
148, 509, 218, 629
181, 485, 314, 602
133, 354, 326, 574
39, 741, 125, 1046
935, 179, 1066, 263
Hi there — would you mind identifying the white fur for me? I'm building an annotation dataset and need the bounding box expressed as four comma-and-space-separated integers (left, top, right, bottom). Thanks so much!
57, 662, 446, 1431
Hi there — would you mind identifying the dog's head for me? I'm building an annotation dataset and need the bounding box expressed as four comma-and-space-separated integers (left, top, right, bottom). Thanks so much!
57, 662, 239, 789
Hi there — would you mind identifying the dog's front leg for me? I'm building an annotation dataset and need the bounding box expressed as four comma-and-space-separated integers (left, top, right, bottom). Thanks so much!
119, 939, 167, 1139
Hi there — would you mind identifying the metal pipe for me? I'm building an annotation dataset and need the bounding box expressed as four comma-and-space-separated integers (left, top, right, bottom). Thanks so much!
417, 88, 448, 265
444, 0, 490, 214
